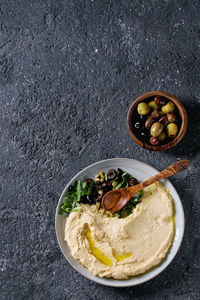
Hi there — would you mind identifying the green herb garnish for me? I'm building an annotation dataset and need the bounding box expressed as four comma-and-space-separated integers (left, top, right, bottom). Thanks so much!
114, 172, 132, 189
86, 181, 94, 196
59, 179, 95, 216
59, 169, 143, 218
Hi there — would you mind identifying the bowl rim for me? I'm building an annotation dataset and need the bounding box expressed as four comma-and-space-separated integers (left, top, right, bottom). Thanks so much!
55, 158, 185, 287
126, 90, 188, 151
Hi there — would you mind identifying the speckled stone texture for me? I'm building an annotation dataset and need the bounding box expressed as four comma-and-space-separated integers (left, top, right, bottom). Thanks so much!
1, 0, 200, 299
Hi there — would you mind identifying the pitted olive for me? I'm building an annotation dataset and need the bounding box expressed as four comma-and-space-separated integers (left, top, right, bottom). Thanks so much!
128, 178, 139, 186
149, 101, 159, 110
151, 109, 160, 119
145, 117, 155, 129
107, 169, 117, 180
85, 178, 93, 186
137, 102, 150, 115
166, 123, 178, 137
150, 122, 163, 137
158, 131, 167, 142
159, 115, 168, 127
154, 96, 167, 106
167, 112, 177, 123
161, 101, 175, 114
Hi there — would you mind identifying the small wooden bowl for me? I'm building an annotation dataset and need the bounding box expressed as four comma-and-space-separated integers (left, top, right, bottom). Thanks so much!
127, 91, 188, 151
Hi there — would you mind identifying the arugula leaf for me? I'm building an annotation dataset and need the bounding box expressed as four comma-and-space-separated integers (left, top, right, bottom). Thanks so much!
114, 172, 132, 189
71, 207, 82, 212
59, 179, 95, 216
81, 181, 87, 190
59, 180, 83, 215
86, 181, 94, 196
137, 190, 144, 200
76, 180, 81, 202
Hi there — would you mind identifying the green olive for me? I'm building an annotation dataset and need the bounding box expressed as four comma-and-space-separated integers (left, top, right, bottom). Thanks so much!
137, 102, 150, 116
149, 100, 160, 110
150, 122, 163, 137
166, 123, 178, 138
161, 101, 175, 114
158, 131, 167, 142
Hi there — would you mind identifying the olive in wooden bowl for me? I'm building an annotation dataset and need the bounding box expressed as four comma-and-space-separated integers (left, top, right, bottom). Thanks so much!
126, 91, 188, 151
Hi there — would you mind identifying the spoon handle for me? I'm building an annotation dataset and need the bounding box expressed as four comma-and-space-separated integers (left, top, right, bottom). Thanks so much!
129, 160, 190, 194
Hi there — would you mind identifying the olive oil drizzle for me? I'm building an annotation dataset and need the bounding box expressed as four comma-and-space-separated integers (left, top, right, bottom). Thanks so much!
85, 229, 113, 266
113, 251, 132, 262
85, 228, 132, 266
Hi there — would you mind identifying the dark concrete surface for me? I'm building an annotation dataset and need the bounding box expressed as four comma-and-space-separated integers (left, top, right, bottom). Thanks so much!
1, 0, 200, 299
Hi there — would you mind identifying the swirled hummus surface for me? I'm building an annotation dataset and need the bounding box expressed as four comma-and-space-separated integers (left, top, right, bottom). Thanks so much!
64, 182, 175, 279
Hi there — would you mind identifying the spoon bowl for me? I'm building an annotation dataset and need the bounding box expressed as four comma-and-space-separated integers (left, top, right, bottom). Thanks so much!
102, 189, 129, 212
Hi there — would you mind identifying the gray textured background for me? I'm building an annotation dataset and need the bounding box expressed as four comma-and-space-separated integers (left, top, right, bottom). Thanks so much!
1, 0, 200, 299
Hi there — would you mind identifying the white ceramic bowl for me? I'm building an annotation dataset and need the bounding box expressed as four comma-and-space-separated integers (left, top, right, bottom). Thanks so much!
55, 158, 185, 287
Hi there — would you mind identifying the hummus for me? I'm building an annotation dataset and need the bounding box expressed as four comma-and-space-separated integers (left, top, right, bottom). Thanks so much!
65, 182, 175, 279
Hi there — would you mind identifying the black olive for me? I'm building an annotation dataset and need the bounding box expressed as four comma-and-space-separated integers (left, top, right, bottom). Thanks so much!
117, 168, 123, 176
128, 178, 139, 186
85, 178, 93, 185
90, 187, 98, 198
116, 168, 123, 181
100, 182, 107, 188
135, 122, 141, 130
107, 169, 117, 180
108, 186, 113, 192
80, 193, 96, 204
104, 186, 112, 193
86, 195, 94, 204
96, 193, 103, 202
95, 182, 104, 190
68, 185, 73, 192
140, 131, 148, 139
80, 195, 88, 204
105, 180, 112, 187
98, 180, 112, 193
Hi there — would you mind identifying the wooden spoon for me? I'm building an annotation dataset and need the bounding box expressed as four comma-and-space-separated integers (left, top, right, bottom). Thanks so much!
102, 160, 189, 212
